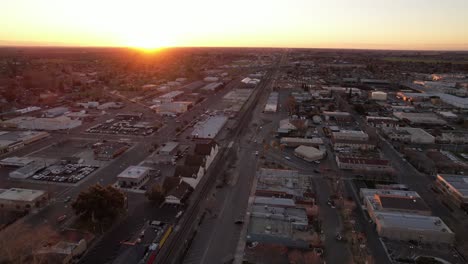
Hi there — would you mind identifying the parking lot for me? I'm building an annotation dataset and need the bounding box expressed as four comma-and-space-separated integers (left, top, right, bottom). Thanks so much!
86, 119, 159, 136
30, 163, 98, 184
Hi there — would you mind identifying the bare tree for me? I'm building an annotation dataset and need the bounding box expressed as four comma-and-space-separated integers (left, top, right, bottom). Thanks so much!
0, 222, 56, 264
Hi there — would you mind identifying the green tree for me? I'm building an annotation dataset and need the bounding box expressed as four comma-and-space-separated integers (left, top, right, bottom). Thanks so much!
145, 184, 165, 206
72, 184, 126, 224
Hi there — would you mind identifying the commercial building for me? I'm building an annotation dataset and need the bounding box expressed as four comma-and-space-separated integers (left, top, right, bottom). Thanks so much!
251, 205, 309, 230
0, 188, 48, 211
322, 111, 354, 122
181, 81, 205, 91
164, 181, 192, 205
200, 82, 223, 93
437, 111, 458, 120
1, 116, 82, 130
93, 142, 129, 161
158, 91, 184, 103
43, 107, 69, 118
387, 127, 435, 144
322, 86, 362, 96
96, 102, 124, 110
374, 212, 454, 244
246, 216, 311, 249
264, 92, 279, 113
393, 112, 447, 126
241, 77, 260, 86
254, 197, 296, 208
174, 165, 205, 189
159, 141, 179, 155
332, 138, 375, 150
191, 115, 228, 139
156, 101, 192, 115
371, 91, 388, 101
117, 166, 152, 188
437, 93, 468, 109
15, 106, 41, 114
116, 113, 143, 120
332, 130, 369, 141
223, 89, 253, 112
363, 191, 431, 222
9, 160, 51, 179
280, 137, 323, 147
359, 188, 420, 200
336, 156, 392, 172
366, 116, 399, 129
440, 132, 468, 144
293, 145, 325, 162
435, 174, 468, 207
0, 156, 35, 167
204, 76, 219, 82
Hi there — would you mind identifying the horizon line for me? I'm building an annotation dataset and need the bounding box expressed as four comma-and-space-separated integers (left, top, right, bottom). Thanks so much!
1, 44, 468, 53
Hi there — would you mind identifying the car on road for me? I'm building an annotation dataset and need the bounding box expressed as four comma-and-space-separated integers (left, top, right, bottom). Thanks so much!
57, 215, 67, 223
64, 196, 71, 203
335, 232, 343, 241
255, 151, 259, 156
313, 169, 320, 173
284, 156, 291, 160
234, 219, 244, 225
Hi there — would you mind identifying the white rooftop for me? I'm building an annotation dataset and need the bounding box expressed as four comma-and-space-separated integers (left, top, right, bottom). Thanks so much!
0, 188, 46, 202
437, 174, 468, 198
159, 141, 179, 153
117, 166, 151, 179
191, 115, 228, 139
375, 212, 453, 233
254, 197, 296, 207
159, 90, 184, 99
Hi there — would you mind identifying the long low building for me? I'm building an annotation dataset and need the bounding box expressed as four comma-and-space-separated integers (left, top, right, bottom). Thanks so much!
386, 127, 435, 144
332, 130, 369, 141
0, 157, 35, 167
294, 145, 325, 162
191, 115, 228, 139
374, 212, 455, 244
156, 101, 193, 115
336, 156, 392, 172
363, 190, 431, 222
1, 116, 82, 130
393, 112, 447, 126
332, 138, 375, 150
0, 130, 49, 154
0, 188, 48, 211
435, 174, 468, 207
280, 137, 323, 147
264, 92, 279, 113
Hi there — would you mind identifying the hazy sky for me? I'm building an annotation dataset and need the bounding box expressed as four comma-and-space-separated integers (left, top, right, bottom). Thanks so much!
1, 0, 468, 50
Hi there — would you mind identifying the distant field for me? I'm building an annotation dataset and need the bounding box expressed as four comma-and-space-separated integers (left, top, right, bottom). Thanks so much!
383, 57, 468, 64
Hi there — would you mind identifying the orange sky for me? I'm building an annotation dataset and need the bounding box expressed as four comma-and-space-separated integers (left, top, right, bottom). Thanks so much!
1, 0, 468, 50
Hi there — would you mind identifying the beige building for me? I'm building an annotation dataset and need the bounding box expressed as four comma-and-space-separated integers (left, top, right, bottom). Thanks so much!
435, 174, 468, 206
117, 166, 152, 188
374, 212, 454, 244
0, 188, 48, 212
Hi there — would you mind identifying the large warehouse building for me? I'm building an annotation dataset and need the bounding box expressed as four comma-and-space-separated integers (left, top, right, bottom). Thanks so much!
293, 145, 325, 162
374, 212, 455, 244
1, 116, 82, 130
191, 115, 228, 139
0, 188, 48, 212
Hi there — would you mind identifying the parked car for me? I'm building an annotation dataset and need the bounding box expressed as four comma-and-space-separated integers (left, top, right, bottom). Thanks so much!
57, 215, 67, 223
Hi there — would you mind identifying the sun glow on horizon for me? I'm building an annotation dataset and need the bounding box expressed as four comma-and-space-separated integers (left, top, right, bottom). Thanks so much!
1, 0, 468, 50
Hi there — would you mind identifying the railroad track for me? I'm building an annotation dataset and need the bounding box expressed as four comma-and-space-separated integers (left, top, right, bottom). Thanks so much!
154, 59, 281, 264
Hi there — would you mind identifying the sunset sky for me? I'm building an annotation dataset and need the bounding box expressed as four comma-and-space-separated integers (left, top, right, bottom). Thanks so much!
1, 0, 467, 50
